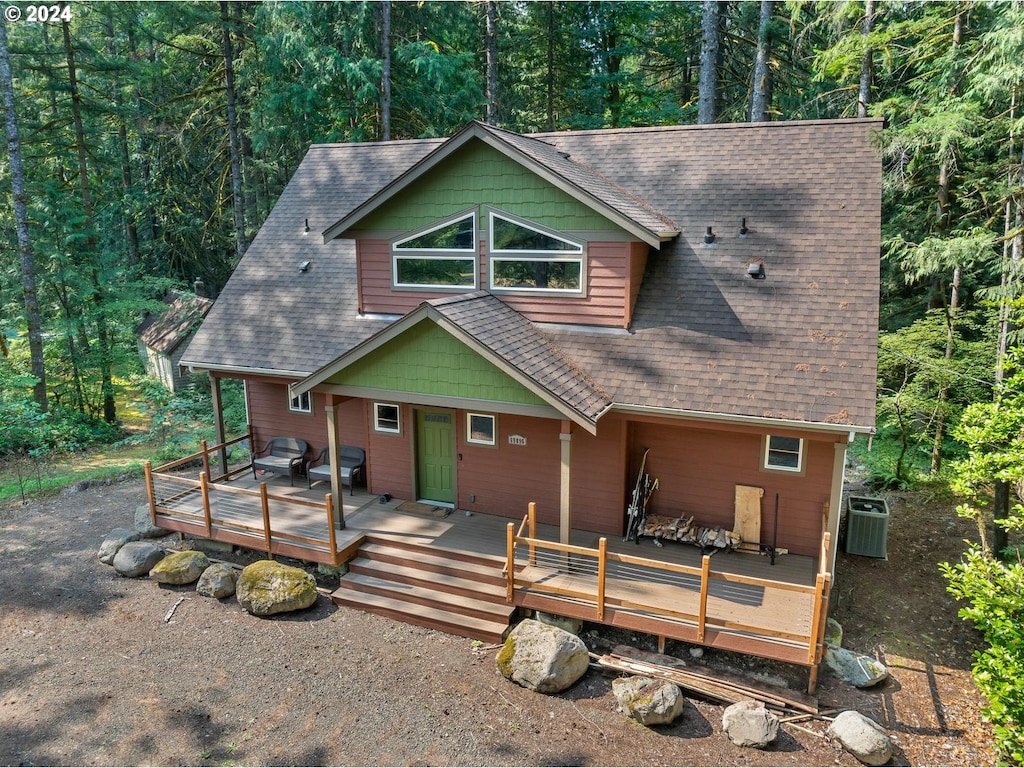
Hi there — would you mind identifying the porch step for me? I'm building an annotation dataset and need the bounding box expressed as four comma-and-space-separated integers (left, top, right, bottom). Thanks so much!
331, 538, 515, 644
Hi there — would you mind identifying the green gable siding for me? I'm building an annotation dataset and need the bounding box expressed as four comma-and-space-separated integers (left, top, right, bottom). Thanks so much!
356, 141, 618, 234
330, 320, 548, 406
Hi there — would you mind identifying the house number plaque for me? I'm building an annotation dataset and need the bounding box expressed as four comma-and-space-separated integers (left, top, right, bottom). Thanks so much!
508, 434, 527, 446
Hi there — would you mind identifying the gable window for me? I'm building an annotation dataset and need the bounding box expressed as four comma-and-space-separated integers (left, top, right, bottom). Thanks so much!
374, 402, 401, 434
764, 435, 803, 472
488, 211, 584, 294
466, 413, 496, 445
289, 391, 311, 414
392, 212, 477, 290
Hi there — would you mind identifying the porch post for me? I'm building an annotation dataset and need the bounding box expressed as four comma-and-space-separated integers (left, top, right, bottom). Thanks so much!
209, 373, 228, 477
325, 396, 345, 530
826, 440, 848, 574
559, 420, 572, 546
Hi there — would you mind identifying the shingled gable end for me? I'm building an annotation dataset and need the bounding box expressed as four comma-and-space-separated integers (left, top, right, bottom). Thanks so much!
174, 118, 881, 684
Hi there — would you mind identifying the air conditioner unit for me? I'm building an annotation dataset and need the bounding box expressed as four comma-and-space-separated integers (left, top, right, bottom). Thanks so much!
845, 496, 889, 559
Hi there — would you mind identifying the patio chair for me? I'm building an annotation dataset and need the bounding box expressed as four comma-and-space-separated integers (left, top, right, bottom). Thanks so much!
306, 445, 366, 495
251, 437, 309, 486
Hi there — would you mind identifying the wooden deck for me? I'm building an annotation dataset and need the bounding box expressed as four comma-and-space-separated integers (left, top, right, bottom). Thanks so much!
144, 445, 830, 689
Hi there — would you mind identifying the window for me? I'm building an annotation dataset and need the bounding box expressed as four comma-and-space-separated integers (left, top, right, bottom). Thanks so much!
392, 212, 477, 289
488, 211, 584, 294
466, 413, 495, 445
289, 391, 311, 414
374, 402, 401, 434
764, 435, 803, 472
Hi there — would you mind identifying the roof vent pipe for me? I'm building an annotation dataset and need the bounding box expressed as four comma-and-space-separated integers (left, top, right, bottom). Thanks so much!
704, 226, 716, 244
303, 218, 310, 234
740, 218, 748, 236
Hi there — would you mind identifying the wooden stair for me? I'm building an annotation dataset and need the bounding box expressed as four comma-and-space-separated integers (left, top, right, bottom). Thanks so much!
330, 535, 515, 643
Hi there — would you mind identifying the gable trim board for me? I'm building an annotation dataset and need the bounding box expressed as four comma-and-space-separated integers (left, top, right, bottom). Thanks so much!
322, 121, 679, 248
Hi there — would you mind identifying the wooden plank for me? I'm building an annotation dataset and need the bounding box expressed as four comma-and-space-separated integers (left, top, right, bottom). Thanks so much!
734, 484, 763, 551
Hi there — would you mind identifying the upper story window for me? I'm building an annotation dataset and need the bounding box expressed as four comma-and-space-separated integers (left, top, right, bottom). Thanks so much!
488, 210, 585, 295
392, 212, 477, 290
289, 391, 311, 414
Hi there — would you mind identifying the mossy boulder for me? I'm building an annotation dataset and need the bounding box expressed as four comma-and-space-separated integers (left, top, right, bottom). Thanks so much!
236, 560, 318, 616
496, 619, 589, 693
149, 550, 211, 585
613, 675, 685, 726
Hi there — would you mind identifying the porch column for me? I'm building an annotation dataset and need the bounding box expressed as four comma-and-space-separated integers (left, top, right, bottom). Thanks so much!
209, 374, 228, 477
826, 440, 848, 574
325, 395, 345, 530
559, 420, 572, 546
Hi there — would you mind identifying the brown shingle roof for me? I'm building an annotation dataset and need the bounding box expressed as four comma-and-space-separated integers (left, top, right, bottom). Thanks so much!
137, 291, 214, 355
182, 119, 881, 430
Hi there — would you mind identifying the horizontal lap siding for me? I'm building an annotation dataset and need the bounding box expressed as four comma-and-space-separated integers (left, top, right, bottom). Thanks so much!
456, 413, 561, 525
630, 422, 834, 557
359, 238, 634, 327
247, 378, 326, 457
569, 414, 628, 535
365, 402, 414, 499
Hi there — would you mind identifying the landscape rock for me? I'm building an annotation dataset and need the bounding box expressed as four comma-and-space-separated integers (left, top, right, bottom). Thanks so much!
825, 645, 889, 688
134, 504, 169, 539
149, 550, 210, 585
98, 528, 141, 565
828, 710, 895, 765
721, 699, 779, 748
236, 560, 318, 616
112, 541, 165, 578
196, 563, 238, 598
825, 617, 844, 648
496, 619, 589, 694
612, 675, 685, 726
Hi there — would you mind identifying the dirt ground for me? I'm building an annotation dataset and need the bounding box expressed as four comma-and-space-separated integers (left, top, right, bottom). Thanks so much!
0, 477, 996, 766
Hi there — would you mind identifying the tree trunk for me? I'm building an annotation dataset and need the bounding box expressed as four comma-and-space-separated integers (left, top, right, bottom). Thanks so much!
485, 0, 498, 126
221, 1, 246, 261
0, 17, 47, 412
105, 13, 140, 268
749, 0, 772, 122
381, 0, 391, 140
63, 20, 116, 424
698, 0, 720, 124
858, 0, 875, 118
546, 2, 555, 131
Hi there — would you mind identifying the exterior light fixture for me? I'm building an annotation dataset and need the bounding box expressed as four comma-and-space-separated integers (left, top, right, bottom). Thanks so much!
747, 261, 766, 280
704, 226, 716, 244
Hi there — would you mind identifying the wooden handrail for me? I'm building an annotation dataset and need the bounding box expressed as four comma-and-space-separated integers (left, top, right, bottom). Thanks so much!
596, 537, 607, 621
260, 482, 272, 557
200, 471, 212, 537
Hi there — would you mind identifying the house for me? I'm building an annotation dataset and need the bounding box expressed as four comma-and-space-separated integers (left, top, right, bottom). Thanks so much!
170, 118, 881, 686
136, 288, 214, 393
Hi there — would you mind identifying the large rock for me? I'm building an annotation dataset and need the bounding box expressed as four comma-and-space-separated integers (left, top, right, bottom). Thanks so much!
612, 675, 685, 726
236, 560, 318, 616
134, 504, 169, 539
825, 646, 889, 688
149, 550, 210, 585
825, 617, 844, 648
196, 563, 238, 599
828, 710, 894, 766
496, 619, 589, 693
721, 699, 779, 748
112, 541, 165, 578
98, 528, 141, 565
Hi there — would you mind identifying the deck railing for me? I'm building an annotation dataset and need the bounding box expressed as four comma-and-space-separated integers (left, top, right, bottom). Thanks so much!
505, 503, 832, 674
143, 437, 340, 565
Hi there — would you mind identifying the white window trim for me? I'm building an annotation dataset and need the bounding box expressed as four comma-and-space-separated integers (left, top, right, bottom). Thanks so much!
394, 211, 477, 252
289, 390, 311, 414
374, 402, 402, 434
763, 435, 804, 473
466, 412, 496, 446
392, 211, 479, 291
487, 210, 586, 296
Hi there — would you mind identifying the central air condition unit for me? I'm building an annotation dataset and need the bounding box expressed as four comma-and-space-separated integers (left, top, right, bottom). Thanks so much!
845, 496, 889, 559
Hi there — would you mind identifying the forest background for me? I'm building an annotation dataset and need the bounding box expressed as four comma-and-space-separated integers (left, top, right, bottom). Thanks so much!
0, 0, 1022, 761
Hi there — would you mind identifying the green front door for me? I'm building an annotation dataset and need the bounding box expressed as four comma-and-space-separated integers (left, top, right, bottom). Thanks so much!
416, 409, 455, 504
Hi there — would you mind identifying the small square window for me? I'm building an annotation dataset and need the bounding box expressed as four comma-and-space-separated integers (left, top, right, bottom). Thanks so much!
289, 391, 311, 413
374, 403, 401, 433
765, 435, 803, 472
467, 413, 495, 445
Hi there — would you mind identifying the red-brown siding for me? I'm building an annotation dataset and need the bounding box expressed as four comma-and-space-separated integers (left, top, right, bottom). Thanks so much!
247, 378, 326, 458
364, 401, 414, 499
358, 238, 641, 328
629, 421, 835, 557
569, 414, 628, 534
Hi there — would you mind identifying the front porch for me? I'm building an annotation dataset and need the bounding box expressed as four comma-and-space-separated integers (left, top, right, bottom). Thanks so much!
144, 440, 831, 691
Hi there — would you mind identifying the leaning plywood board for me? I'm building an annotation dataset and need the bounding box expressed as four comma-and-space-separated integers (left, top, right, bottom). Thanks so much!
734, 485, 764, 552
